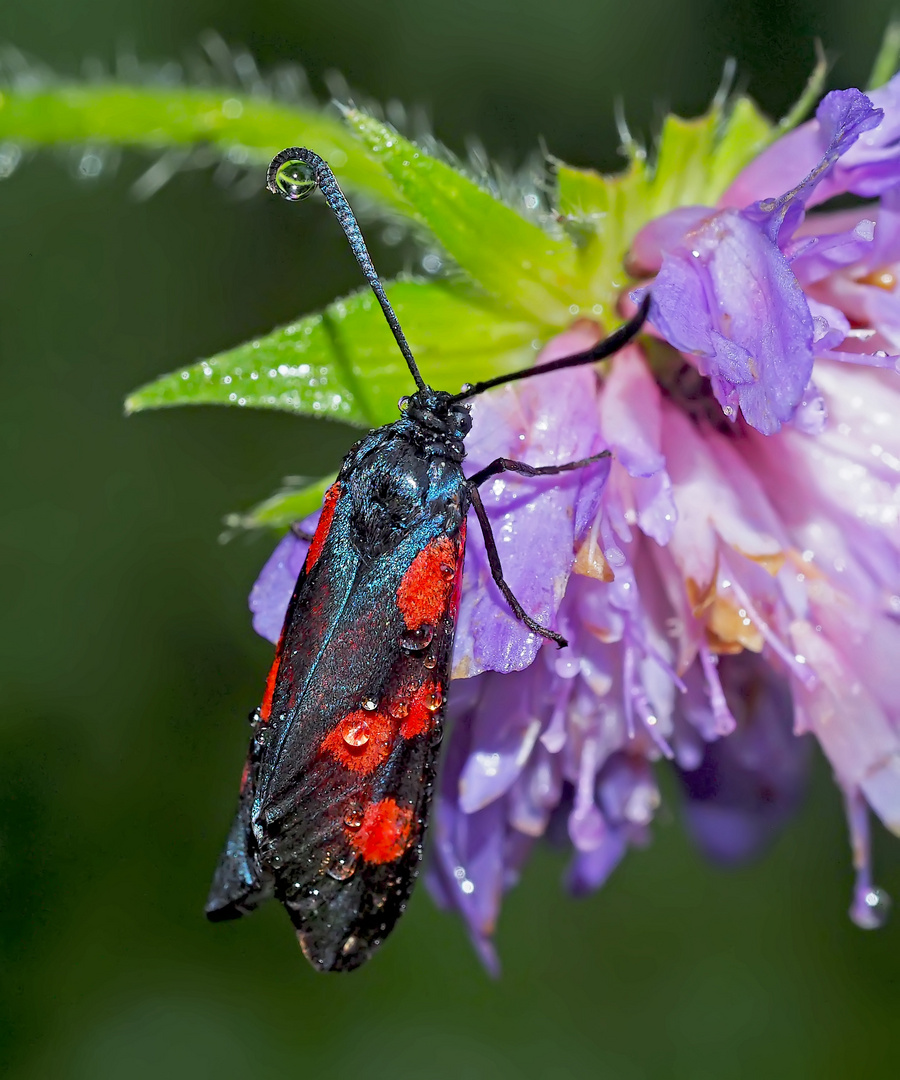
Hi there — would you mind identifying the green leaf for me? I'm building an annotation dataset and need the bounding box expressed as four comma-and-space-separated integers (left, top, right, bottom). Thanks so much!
344, 109, 584, 326
0, 84, 403, 209
125, 308, 372, 425
126, 277, 542, 425
225, 473, 337, 533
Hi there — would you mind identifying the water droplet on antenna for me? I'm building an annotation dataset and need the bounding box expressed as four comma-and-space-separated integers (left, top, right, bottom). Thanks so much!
272, 158, 317, 201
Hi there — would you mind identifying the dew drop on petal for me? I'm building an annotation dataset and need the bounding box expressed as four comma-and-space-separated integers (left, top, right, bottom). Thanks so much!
343, 802, 365, 830
361, 697, 378, 711
422, 654, 437, 670
851, 886, 892, 929
424, 688, 443, 711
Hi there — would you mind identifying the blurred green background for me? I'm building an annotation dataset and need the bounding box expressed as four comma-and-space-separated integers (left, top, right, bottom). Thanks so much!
3, 1, 899, 1076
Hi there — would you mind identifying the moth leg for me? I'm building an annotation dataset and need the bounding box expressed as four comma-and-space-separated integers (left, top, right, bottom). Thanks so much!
467, 450, 611, 489
466, 451, 611, 650
290, 523, 316, 543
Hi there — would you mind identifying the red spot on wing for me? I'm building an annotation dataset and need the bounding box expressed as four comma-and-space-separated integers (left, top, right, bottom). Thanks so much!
397, 534, 461, 630
321, 710, 394, 774
304, 482, 342, 574
349, 798, 415, 863
399, 680, 442, 739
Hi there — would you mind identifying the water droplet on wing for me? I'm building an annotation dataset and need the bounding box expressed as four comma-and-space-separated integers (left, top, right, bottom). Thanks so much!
401, 623, 434, 651
326, 852, 358, 881
424, 688, 443, 711
342, 718, 371, 747
341, 934, 362, 957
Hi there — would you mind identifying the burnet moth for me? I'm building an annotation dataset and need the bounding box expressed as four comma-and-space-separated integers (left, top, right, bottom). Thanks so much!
206, 147, 650, 971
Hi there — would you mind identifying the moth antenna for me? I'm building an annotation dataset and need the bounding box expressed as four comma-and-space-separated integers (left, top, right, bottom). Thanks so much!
267, 147, 428, 393
452, 293, 651, 402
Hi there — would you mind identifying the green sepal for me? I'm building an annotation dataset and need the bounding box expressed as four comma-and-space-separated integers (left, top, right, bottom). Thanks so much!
555, 159, 648, 314
554, 92, 777, 305
126, 277, 541, 426
224, 473, 337, 533
344, 109, 584, 326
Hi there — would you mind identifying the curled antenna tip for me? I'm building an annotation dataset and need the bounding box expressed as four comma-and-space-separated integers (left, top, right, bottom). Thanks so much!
266, 146, 428, 392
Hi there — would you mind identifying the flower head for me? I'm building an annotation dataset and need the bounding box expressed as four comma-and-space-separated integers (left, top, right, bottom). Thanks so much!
249, 71, 900, 966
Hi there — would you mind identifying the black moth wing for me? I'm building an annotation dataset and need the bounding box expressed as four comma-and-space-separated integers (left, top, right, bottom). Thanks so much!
208, 422, 469, 971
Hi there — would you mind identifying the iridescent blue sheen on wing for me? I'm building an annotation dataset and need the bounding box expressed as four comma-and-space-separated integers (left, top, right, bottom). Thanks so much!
207, 393, 472, 971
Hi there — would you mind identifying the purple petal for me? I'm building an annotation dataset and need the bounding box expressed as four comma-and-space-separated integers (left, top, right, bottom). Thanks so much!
723, 87, 885, 211
600, 346, 677, 544
428, 716, 508, 972
870, 185, 900, 264
789, 219, 876, 284
808, 298, 850, 350
248, 530, 309, 644
458, 664, 545, 813
790, 381, 828, 435
677, 651, 811, 864
647, 209, 814, 434
744, 91, 882, 246
454, 354, 608, 677
567, 827, 627, 896
598, 753, 660, 826
507, 742, 562, 836
843, 786, 893, 930
628, 206, 712, 273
